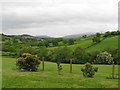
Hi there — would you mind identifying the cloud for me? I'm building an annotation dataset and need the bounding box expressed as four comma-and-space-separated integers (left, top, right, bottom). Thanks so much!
1, 0, 118, 37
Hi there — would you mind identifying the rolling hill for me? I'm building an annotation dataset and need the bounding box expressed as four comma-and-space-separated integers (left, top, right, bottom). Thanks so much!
47, 35, 118, 52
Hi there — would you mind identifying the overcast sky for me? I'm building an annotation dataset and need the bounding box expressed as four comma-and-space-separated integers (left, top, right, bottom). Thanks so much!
1, 0, 119, 37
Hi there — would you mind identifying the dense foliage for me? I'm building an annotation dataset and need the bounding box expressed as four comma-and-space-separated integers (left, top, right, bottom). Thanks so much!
1, 30, 119, 64
16, 53, 40, 71
95, 51, 114, 64
81, 63, 98, 78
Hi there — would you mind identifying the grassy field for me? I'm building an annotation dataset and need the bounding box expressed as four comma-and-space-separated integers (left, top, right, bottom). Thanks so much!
87, 36, 118, 51
2, 56, 118, 88
47, 36, 118, 52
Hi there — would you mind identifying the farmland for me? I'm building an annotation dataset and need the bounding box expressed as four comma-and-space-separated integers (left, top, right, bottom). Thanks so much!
1, 31, 119, 88
2, 56, 118, 88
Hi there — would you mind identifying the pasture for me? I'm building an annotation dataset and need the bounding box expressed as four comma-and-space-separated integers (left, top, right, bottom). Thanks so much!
2, 56, 118, 88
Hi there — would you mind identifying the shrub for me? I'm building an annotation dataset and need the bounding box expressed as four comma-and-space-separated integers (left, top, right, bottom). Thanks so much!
81, 63, 98, 78
92, 37, 101, 43
56, 61, 62, 75
95, 51, 113, 64
16, 53, 40, 71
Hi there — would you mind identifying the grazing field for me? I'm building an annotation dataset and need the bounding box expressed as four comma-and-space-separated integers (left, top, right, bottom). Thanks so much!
47, 36, 118, 52
87, 36, 118, 51
2, 56, 118, 88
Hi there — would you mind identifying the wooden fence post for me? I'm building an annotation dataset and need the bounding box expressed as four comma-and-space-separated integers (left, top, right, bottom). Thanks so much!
112, 63, 115, 79
70, 59, 72, 73
42, 57, 44, 71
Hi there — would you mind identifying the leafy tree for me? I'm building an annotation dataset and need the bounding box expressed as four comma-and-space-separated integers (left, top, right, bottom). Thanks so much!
103, 31, 111, 38
17, 46, 37, 57
95, 51, 113, 64
82, 35, 87, 38
63, 39, 68, 45
86, 51, 100, 63
73, 47, 86, 64
104, 48, 119, 64
96, 51, 116, 79
68, 39, 74, 45
52, 47, 71, 74
37, 47, 48, 71
52, 47, 71, 62
38, 41, 44, 47
52, 40, 58, 46
96, 33, 101, 37
111, 31, 117, 36
81, 63, 98, 78
43, 41, 49, 47
92, 37, 101, 43
16, 53, 40, 71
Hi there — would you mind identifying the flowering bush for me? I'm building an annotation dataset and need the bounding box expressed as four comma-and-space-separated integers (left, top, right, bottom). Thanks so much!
81, 63, 98, 78
95, 51, 113, 64
16, 53, 40, 71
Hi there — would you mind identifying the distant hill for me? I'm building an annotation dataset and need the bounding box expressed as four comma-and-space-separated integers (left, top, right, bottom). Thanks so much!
12, 34, 34, 38
36, 35, 54, 39
63, 32, 96, 39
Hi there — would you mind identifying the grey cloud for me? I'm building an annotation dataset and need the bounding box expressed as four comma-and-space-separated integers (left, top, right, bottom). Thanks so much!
1, 0, 118, 37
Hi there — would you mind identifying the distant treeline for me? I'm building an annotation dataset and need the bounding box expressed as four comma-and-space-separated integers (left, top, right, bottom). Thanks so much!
1, 30, 120, 64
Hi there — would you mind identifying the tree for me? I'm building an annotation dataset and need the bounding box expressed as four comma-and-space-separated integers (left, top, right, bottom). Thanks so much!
73, 47, 86, 64
81, 63, 98, 78
16, 53, 40, 71
92, 37, 101, 43
86, 50, 100, 64
43, 41, 49, 47
52, 47, 71, 74
52, 46, 71, 63
68, 39, 74, 45
95, 51, 115, 79
111, 31, 117, 36
37, 47, 48, 71
96, 33, 101, 37
63, 39, 68, 45
38, 41, 44, 47
95, 51, 113, 64
52, 40, 58, 46
103, 31, 111, 38
82, 35, 87, 38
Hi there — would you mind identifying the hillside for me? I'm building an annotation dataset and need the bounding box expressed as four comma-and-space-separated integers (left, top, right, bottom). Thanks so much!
1, 31, 119, 64
47, 35, 118, 52
36, 35, 54, 39
63, 32, 95, 39
1, 32, 119, 88
87, 36, 118, 51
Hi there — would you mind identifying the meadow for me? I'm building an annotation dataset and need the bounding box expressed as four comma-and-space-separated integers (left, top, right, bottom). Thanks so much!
2, 56, 118, 88
47, 36, 118, 51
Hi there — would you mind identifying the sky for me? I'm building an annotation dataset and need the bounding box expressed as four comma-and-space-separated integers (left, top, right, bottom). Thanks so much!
1, 0, 119, 37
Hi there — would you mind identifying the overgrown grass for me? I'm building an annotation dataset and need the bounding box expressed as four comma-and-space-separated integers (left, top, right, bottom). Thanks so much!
2, 56, 118, 88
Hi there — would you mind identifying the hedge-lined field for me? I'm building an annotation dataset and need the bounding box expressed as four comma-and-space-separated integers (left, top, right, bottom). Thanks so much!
87, 36, 118, 51
2, 56, 118, 88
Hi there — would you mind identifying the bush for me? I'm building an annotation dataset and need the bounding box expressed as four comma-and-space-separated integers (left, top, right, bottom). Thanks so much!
95, 51, 113, 64
81, 63, 98, 78
56, 61, 62, 75
16, 53, 40, 71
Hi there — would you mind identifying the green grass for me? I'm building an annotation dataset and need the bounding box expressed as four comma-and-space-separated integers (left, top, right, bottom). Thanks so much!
87, 36, 118, 51
47, 36, 118, 52
2, 56, 118, 88
47, 38, 93, 50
